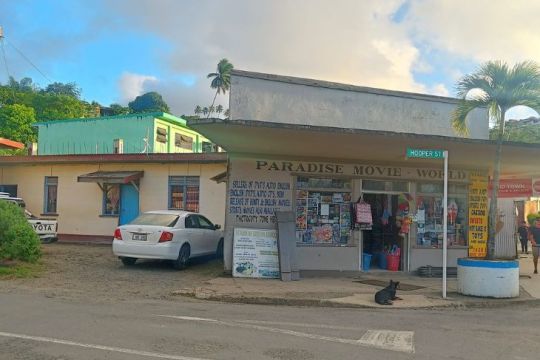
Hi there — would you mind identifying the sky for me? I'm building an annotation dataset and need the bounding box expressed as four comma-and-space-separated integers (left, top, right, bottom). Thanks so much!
1, 0, 540, 120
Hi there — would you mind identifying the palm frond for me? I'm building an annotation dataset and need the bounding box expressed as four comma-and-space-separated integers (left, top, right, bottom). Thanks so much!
451, 99, 487, 136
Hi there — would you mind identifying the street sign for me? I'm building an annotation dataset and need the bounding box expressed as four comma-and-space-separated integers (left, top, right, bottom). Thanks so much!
406, 147, 449, 299
406, 148, 445, 159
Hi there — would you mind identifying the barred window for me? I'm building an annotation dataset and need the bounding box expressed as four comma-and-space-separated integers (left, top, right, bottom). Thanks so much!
169, 176, 200, 212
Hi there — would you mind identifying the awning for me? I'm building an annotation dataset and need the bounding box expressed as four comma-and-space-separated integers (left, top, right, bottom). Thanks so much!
77, 171, 144, 184
189, 119, 540, 178
0, 138, 24, 150
210, 171, 228, 183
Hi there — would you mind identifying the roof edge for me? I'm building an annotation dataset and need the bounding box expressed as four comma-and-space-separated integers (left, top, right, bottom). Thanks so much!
189, 118, 540, 150
34, 112, 185, 126
231, 69, 462, 105
0, 152, 227, 165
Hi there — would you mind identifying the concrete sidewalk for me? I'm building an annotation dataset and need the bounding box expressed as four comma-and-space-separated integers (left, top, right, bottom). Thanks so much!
174, 255, 540, 309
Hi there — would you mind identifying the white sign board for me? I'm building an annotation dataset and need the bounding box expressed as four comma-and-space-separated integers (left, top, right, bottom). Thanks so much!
233, 228, 279, 279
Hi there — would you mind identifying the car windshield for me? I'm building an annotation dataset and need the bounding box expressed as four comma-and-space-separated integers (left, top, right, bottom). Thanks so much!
129, 213, 179, 227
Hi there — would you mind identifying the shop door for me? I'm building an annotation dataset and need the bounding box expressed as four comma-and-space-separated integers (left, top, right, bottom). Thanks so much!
361, 193, 409, 271
119, 184, 139, 225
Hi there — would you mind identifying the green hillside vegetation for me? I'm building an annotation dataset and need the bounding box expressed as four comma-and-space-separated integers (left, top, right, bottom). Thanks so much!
490, 118, 540, 143
0, 77, 171, 154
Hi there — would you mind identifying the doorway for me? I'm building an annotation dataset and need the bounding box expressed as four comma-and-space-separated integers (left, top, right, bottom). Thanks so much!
119, 184, 140, 225
362, 193, 409, 271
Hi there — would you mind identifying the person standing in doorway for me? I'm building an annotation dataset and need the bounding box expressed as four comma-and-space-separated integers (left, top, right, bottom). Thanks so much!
529, 218, 540, 274
518, 220, 529, 254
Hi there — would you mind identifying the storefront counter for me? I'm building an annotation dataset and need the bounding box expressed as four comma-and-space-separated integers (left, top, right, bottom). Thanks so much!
409, 247, 468, 270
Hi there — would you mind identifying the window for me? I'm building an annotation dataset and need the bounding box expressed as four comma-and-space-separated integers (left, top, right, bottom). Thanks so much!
295, 177, 352, 246
156, 127, 167, 143
175, 133, 193, 150
44, 177, 58, 213
102, 184, 120, 215
185, 215, 198, 228
202, 141, 218, 153
416, 182, 468, 248
169, 176, 200, 212
197, 215, 215, 230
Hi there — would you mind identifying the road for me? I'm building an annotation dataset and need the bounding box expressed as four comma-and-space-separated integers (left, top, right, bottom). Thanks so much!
0, 292, 538, 360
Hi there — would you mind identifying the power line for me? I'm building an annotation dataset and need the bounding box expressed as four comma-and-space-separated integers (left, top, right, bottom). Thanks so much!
0, 38, 10, 82
5, 38, 52, 83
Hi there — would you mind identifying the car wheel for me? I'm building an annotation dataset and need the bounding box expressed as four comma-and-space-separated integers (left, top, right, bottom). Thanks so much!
216, 239, 224, 259
173, 244, 190, 270
121, 257, 137, 266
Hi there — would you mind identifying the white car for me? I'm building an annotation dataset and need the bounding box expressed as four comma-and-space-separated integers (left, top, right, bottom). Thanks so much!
112, 210, 224, 269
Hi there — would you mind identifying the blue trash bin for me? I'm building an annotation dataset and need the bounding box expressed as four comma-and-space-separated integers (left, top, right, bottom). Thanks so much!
378, 253, 387, 269
362, 253, 372, 271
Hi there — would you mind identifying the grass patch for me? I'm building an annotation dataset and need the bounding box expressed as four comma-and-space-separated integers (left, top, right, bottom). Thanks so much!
0, 261, 43, 279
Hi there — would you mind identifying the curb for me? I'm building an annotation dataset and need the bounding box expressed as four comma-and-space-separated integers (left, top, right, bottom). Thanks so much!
172, 290, 540, 310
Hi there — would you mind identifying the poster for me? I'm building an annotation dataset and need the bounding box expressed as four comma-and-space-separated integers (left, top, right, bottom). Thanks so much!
233, 228, 279, 278
468, 172, 489, 258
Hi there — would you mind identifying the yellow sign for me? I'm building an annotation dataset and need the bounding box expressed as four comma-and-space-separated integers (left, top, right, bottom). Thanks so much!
468, 172, 488, 258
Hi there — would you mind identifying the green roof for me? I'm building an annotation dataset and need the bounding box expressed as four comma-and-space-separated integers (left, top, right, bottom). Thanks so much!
34, 112, 187, 127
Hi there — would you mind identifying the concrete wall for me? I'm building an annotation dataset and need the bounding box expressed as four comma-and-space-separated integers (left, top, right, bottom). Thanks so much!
230, 74, 489, 139
0, 162, 226, 237
409, 248, 468, 270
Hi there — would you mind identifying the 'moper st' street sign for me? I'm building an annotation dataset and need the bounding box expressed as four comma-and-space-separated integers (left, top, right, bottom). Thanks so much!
406, 147, 449, 300
406, 148, 444, 159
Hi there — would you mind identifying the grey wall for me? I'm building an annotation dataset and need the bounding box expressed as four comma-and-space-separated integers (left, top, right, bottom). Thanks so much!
409, 248, 468, 270
230, 74, 489, 139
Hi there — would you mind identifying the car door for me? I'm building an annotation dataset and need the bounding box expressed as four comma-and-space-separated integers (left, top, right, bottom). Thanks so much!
196, 215, 220, 254
184, 215, 204, 256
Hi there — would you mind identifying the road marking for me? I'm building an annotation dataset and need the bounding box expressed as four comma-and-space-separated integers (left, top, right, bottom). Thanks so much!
358, 330, 415, 353
236, 319, 362, 331
158, 315, 415, 354
0, 331, 210, 360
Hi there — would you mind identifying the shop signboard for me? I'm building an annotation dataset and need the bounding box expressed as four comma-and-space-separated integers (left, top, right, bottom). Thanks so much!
489, 178, 532, 198
468, 172, 489, 258
233, 227, 279, 279
532, 178, 540, 197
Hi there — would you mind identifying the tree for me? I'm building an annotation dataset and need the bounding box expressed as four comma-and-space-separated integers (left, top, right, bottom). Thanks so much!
216, 104, 223, 116
194, 105, 202, 116
202, 107, 209, 116
0, 104, 37, 144
452, 61, 540, 259
207, 58, 234, 117
108, 103, 131, 115
43, 82, 81, 98
224, 108, 230, 119
208, 105, 215, 116
128, 91, 170, 113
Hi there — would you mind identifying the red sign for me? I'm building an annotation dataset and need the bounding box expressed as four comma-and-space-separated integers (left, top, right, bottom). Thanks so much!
489, 179, 532, 198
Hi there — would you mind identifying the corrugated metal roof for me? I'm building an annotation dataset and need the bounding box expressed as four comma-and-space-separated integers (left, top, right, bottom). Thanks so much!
77, 171, 144, 184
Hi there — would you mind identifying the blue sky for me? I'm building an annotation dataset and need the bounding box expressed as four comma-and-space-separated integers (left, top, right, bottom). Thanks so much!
1, 0, 539, 120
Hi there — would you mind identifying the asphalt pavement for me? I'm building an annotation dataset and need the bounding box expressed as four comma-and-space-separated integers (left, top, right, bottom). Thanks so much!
1, 291, 539, 360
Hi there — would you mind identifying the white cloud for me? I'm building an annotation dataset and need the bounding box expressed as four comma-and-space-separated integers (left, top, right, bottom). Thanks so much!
430, 84, 449, 97
117, 72, 158, 104
105, 0, 431, 114
405, 1, 540, 63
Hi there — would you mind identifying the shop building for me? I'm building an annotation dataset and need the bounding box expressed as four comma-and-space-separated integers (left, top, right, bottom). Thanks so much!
191, 70, 540, 273
0, 153, 227, 241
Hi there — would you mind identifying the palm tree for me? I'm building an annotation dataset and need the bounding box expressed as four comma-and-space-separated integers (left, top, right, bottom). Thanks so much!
208, 105, 215, 117
216, 104, 224, 117
224, 108, 230, 119
207, 58, 234, 118
194, 105, 202, 117
202, 107, 209, 117
452, 60, 540, 259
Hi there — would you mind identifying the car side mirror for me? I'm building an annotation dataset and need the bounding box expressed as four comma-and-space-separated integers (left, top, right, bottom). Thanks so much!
214, 224, 221, 230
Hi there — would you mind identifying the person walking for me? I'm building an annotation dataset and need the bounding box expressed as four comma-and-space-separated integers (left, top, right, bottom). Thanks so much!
529, 218, 540, 274
518, 220, 529, 254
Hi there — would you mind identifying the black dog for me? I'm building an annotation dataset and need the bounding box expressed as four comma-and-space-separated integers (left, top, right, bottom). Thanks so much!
374, 280, 402, 305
